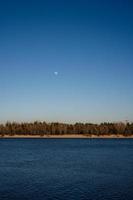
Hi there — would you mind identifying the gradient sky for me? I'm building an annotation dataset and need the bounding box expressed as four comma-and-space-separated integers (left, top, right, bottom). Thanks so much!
0, 0, 133, 123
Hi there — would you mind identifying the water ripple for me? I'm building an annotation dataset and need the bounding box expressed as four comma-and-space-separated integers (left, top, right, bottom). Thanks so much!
0, 139, 133, 200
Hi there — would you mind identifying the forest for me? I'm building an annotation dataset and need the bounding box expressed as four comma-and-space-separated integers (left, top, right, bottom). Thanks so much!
0, 121, 133, 136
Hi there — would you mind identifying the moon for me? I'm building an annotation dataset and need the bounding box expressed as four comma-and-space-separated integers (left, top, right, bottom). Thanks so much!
54, 71, 58, 75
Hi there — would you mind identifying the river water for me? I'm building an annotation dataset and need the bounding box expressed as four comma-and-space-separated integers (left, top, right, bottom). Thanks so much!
0, 138, 133, 200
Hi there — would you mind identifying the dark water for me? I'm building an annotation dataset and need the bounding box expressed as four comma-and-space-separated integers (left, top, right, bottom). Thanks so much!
0, 139, 133, 200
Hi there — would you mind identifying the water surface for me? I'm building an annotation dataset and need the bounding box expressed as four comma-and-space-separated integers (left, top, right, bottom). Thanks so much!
0, 139, 133, 200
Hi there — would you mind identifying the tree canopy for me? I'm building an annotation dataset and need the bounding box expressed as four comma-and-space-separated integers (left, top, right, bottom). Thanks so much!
0, 121, 133, 136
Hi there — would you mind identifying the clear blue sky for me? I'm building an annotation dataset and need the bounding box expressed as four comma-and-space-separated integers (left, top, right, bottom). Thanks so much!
0, 0, 133, 123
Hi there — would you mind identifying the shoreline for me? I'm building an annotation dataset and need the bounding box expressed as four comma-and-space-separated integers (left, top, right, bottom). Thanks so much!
1, 134, 133, 138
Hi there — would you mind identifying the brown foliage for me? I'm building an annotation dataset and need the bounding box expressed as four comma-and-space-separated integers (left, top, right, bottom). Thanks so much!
0, 121, 133, 136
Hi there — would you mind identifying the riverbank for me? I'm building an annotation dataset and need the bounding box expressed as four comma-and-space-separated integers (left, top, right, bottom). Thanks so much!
1, 134, 133, 138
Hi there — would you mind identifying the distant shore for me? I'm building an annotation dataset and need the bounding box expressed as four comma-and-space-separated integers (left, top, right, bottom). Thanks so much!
1, 134, 133, 138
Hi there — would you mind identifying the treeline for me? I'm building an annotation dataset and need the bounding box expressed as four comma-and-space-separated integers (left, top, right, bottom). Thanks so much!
0, 121, 133, 136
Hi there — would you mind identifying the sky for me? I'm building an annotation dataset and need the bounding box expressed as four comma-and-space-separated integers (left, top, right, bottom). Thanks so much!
0, 0, 133, 123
